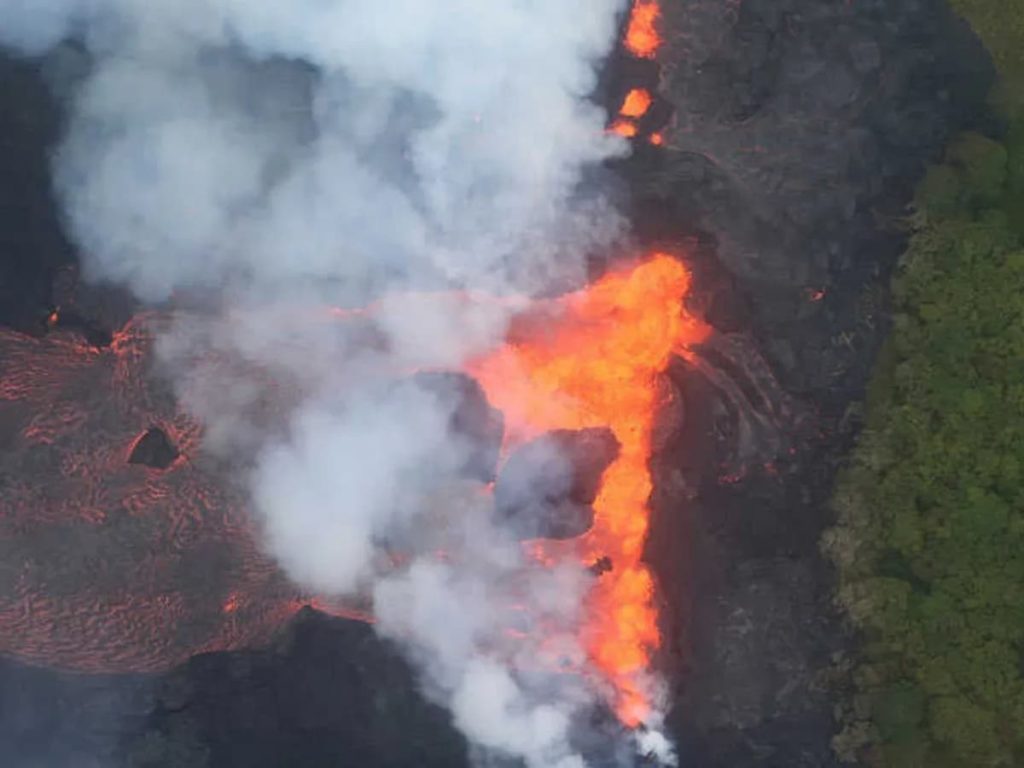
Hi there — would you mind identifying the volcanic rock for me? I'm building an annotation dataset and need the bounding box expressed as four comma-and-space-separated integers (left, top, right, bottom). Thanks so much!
0, 320, 317, 674
494, 427, 619, 540
651, 0, 993, 288
627, 0, 994, 397
127, 426, 179, 470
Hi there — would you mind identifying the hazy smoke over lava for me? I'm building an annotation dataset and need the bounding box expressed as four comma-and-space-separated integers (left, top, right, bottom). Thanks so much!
0, 2, 677, 765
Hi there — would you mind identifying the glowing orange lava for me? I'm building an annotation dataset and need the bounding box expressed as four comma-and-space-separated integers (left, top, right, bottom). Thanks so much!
649, 132, 664, 147
624, 0, 661, 59
609, 119, 638, 138
468, 254, 709, 724
620, 89, 652, 119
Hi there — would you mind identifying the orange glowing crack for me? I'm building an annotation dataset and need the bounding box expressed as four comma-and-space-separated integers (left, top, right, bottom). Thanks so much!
468, 254, 709, 724
625, 0, 661, 59
620, 89, 652, 119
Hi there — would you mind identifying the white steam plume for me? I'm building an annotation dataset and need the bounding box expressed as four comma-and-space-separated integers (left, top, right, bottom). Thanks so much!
1, 2, 676, 765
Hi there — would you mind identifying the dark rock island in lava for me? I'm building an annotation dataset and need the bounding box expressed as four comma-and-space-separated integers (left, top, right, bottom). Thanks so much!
495, 427, 619, 540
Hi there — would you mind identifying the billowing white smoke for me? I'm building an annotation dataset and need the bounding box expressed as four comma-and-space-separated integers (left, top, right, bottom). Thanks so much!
1, 2, 674, 765
6, 0, 625, 301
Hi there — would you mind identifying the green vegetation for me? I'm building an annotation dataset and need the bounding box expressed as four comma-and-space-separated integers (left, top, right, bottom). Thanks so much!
826, 122, 1024, 766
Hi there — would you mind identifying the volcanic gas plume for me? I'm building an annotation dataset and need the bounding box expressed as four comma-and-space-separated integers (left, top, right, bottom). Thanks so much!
0, 0, 684, 764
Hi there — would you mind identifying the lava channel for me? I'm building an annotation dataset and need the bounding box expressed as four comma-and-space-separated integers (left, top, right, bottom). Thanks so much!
469, 253, 709, 724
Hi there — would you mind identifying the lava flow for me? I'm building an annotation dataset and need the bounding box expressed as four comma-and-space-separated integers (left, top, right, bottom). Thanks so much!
624, 0, 662, 59
620, 88, 653, 119
610, 119, 639, 139
610, 88, 653, 138
610, 1, 663, 140
0, 318, 368, 673
0, 253, 705, 729
468, 253, 709, 724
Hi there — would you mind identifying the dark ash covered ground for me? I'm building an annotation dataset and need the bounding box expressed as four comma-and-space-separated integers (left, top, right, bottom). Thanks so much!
0, 0, 995, 765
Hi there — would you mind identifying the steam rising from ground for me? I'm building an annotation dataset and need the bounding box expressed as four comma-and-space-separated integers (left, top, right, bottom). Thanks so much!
0, 2, 673, 765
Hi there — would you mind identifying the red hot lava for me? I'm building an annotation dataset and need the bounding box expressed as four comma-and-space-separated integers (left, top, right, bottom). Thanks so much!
609, 2, 663, 141
610, 89, 653, 139
620, 88, 653, 119
469, 254, 708, 724
624, 0, 662, 59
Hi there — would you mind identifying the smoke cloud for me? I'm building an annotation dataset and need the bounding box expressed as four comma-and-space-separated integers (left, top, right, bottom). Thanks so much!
0, 1, 674, 765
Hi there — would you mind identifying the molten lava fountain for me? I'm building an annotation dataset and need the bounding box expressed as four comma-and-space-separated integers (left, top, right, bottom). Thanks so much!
624, 0, 661, 59
469, 254, 707, 724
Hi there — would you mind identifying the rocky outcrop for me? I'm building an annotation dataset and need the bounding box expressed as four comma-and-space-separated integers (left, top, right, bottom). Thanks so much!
494, 427, 619, 540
